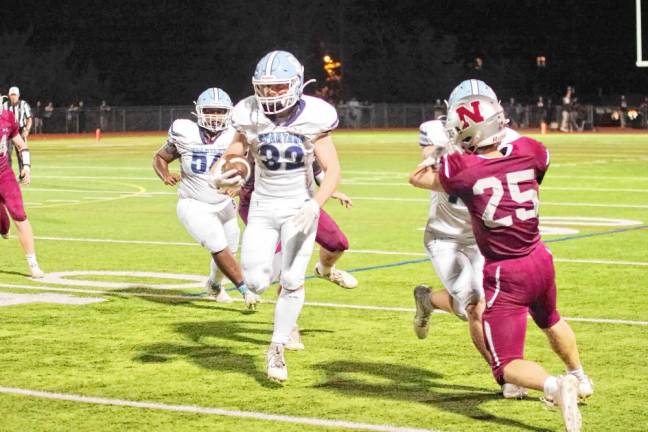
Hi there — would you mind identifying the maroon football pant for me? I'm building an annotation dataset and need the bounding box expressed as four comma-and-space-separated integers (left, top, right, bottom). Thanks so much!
482, 243, 561, 384
0, 167, 27, 224
0, 202, 9, 235
238, 189, 349, 252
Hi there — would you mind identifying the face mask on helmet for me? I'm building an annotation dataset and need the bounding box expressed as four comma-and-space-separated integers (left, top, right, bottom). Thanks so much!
252, 50, 304, 115
195, 88, 233, 132
445, 95, 508, 153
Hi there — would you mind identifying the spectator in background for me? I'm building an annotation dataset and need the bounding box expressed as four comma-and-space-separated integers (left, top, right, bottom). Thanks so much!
515, 100, 525, 128
78, 101, 86, 132
66, 102, 78, 133
433, 99, 445, 119
99, 100, 111, 131
560, 86, 573, 132
570, 97, 585, 132
505, 97, 518, 128
537, 96, 547, 134
2, 87, 32, 168
42, 101, 54, 133
640, 96, 648, 128
346, 97, 361, 128
33, 101, 43, 134
619, 95, 628, 128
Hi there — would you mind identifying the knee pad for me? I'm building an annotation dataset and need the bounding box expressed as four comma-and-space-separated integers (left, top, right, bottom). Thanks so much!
280, 270, 305, 291
451, 300, 469, 321
244, 267, 272, 294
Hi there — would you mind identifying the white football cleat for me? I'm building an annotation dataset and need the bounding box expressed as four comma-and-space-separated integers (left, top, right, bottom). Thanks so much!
413, 285, 433, 339
285, 325, 305, 351
29, 265, 45, 279
552, 375, 582, 432
577, 375, 594, 401
314, 264, 358, 289
243, 291, 261, 310
545, 374, 594, 404
502, 383, 528, 399
205, 279, 233, 303
1, 233, 8, 239
266, 343, 288, 382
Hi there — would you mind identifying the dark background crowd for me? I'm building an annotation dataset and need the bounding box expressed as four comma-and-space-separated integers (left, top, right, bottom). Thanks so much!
2, 0, 648, 131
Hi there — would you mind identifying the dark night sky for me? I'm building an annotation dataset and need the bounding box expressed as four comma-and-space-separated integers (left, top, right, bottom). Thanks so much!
1, 0, 646, 105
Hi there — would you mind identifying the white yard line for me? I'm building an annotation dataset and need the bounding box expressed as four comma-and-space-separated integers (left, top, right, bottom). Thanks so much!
24, 188, 648, 208
35, 175, 159, 181
21, 236, 648, 266
0, 386, 440, 432
343, 181, 648, 193
33, 236, 197, 246
38, 167, 648, 181
554, 258, 648, 266
351, 196, 648, 209
31, 174, 648, 193
1, 282, 647, 326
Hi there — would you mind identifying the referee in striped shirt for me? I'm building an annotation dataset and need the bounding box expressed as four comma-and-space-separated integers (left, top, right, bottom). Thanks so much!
2, 86, 32, 168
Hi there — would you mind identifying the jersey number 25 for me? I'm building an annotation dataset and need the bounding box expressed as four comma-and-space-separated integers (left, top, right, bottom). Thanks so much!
473, 169, 539, 228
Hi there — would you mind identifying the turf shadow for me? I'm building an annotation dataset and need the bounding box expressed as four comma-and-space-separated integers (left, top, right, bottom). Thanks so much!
133, 320, 283, 388
313, 360, 551, 432
109, 288, 251, 313
0, 269, 30, 278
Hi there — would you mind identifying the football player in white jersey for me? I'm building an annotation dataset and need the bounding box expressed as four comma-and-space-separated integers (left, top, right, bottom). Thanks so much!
211, 50, 341, 382
153, 87, 259, 308
412, 79, 529, 399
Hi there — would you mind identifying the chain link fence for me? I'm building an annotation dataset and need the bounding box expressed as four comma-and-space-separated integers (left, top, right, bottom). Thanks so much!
34, 103, 648, 134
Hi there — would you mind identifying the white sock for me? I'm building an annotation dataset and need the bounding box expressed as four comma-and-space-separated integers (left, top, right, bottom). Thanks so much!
317, 262, 332, 276
271, 288, 305, 344
568, 366, 585, 380
544, 376, 559, 397
26, 253, 38, 268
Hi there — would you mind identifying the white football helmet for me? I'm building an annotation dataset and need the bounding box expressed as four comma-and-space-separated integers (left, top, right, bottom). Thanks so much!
447, 79, 498, 108
194, 88, 233, 132
252, 50, 304, 115
445, 95, 508, 152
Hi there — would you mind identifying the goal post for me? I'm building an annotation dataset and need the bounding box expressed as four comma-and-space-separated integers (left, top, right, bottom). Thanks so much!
637, 0, 648, 66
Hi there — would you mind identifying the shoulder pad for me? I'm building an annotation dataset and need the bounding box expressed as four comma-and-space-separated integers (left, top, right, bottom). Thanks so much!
231, 96, 258, 132
302, 96, 338, 133
419, 120, 449, 147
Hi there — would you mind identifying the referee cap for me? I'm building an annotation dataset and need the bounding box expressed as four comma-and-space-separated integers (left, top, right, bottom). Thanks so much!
8, 86, 19, 96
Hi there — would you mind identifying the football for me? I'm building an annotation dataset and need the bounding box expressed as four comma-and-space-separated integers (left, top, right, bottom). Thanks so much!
221, 154, 251, 182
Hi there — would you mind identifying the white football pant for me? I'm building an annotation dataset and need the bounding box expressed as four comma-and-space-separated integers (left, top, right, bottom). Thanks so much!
241, 197, 318, 293
177, 198, 240, 254
423, 231, 484, 319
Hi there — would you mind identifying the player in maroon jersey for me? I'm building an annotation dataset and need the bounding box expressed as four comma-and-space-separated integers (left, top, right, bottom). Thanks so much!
0, 98, 44, 278
409, 94, 588, 431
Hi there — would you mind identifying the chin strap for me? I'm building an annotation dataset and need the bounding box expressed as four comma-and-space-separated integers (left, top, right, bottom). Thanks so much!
301, 79, 316, 92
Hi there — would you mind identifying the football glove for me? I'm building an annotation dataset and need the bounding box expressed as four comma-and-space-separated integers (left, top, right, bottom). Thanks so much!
208, 158, 244, 190
291, 199, 320, 235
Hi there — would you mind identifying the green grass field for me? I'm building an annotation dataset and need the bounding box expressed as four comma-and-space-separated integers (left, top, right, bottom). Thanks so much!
1, 131, 647, 431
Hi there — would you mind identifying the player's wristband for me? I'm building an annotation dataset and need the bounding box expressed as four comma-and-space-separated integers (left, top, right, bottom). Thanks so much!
20, 149, 31, 166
